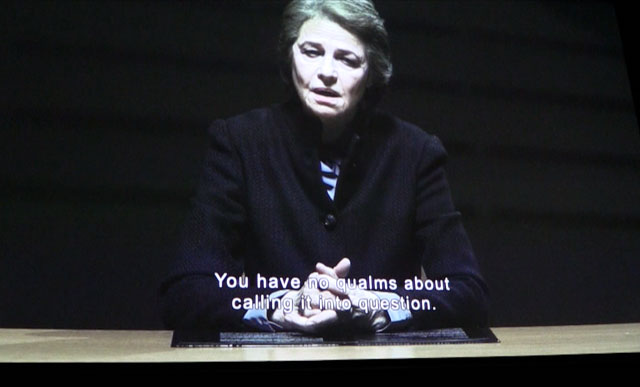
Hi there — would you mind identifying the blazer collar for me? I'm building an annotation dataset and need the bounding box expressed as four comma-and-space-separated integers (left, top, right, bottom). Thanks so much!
276, 97, 371, 156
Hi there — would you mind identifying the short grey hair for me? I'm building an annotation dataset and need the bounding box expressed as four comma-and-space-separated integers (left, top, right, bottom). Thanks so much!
278, 0, 393, 105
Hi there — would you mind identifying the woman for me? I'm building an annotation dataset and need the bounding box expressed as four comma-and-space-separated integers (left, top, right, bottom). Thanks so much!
160, 0, 489, 334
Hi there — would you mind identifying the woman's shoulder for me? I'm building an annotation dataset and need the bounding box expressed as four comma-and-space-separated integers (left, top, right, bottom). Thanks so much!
371, 110, 447, 158
204, 105, 284, 145
213, 105, 277, 132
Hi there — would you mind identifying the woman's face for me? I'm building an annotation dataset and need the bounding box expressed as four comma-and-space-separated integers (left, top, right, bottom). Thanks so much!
291, 17, 368, 126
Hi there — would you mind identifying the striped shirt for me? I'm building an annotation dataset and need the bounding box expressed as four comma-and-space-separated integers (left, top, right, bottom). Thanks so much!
320, 159, 341, 200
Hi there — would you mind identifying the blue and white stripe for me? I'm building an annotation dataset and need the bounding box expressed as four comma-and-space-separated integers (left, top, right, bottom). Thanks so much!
320, 160, 341, 200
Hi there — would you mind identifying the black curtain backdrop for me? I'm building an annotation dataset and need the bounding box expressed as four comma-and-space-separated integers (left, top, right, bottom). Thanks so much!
2, 0, 639, 329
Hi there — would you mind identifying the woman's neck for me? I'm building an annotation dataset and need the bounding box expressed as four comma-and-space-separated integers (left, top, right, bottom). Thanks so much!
321, 120, 348, 144
319, 108, 360, 144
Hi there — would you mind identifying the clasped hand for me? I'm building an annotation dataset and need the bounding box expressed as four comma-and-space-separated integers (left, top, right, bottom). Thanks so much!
270, 258, 389, 334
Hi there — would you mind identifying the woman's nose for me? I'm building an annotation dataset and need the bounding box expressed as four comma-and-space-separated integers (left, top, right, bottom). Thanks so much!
317, 57, 337, 85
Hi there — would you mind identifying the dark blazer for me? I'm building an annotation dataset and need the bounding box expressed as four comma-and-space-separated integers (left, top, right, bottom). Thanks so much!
160, 98, 489, 331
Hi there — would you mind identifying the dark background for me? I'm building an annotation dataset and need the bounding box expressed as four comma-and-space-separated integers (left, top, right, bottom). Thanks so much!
2, 0, 639, 330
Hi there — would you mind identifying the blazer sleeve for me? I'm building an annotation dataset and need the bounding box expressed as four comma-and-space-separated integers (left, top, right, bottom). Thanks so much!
395, 134, 490, 329
159, 119, 266, 331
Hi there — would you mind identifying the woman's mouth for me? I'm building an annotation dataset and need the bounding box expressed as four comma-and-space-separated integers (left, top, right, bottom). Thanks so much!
312, 88, 340, 97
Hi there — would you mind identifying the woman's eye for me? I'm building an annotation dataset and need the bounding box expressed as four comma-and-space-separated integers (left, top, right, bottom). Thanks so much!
302, 48, 321, 58
341, 58, 359, 67
339, 56, 362, 68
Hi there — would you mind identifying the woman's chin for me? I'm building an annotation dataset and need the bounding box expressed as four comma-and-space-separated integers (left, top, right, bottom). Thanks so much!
304, 102, 348, 123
